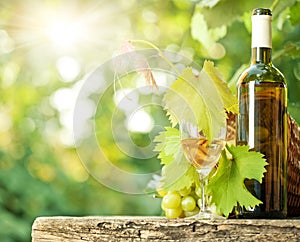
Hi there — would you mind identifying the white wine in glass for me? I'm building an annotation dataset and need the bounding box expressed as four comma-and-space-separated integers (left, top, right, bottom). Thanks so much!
180, 120, 226, 219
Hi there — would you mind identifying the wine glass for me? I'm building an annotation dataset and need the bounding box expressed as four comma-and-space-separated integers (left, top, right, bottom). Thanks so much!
180, 120, 226, 219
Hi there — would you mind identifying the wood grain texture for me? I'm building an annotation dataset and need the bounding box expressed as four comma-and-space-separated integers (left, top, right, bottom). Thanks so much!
31, 216, 300, 241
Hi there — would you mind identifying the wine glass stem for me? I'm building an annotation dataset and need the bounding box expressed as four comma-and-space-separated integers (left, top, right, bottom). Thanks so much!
199, 173, 208, 213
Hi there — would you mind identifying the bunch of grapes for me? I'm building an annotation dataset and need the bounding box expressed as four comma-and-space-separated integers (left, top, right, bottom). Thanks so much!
157, 184, 204, 218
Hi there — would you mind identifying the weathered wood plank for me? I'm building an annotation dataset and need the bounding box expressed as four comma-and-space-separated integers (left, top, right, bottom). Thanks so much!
31, 216, 300, 242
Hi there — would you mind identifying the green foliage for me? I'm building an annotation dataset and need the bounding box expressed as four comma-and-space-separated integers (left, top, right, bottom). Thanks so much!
163, 61, 237, 141
1, 0, 300, 241
207, 145, 267, 217
162, 160, 199, 193
163, 62, 232, 142
290, 1, 300, 25
153, 127, 199, 191
202, 61, 239, 114
272, 0, 298, 18
197, 0, 273, 28
154, 127, 181, 165
191, 9, 227, 57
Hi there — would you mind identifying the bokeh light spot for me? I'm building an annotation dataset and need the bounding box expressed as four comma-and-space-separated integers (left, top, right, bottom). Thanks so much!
126, 109, 154, 133
56, 56, 81, 83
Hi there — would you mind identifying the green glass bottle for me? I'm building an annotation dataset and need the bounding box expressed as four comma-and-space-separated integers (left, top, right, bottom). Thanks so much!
236, 8, 287, 218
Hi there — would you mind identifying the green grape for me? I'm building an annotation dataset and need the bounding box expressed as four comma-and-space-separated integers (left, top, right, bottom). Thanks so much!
162, 191, 181, 209
181, 195, 196, 212
195, 186, 202, 198
184, 206, 200, 217
179, 186, 191, 196
165, 207, 182, 218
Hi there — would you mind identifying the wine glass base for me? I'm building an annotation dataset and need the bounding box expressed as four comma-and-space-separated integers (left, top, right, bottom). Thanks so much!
189, 211, 225, 220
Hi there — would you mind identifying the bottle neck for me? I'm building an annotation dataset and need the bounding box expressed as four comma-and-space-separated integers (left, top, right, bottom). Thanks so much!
251, 12, 272, 65
251, 47, 272, 64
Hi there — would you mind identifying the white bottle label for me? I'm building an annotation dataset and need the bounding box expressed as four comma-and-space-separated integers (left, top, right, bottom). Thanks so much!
251, 15, 272, 48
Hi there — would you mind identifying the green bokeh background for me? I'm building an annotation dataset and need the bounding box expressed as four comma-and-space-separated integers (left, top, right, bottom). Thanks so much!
0, 0, 300, 241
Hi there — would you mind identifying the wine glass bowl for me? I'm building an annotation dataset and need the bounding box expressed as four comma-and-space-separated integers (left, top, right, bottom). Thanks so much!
181, 136, 225, 176
180, 120, 226, 219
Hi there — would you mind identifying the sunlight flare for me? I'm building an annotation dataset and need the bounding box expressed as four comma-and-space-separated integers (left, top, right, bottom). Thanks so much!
44, 19, 86, 49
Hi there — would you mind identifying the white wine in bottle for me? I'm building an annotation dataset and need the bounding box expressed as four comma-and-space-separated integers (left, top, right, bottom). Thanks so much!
236, 8, 287, 218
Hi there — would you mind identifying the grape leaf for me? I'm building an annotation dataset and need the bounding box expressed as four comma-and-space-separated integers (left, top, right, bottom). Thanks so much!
153, 127, 181, 165
191, 10, 227, 50
153, 126, 199, 191
202, 61, 238, 114
163, 61, 227, 142
161, 153, 199, 192
207, 145, 267, 217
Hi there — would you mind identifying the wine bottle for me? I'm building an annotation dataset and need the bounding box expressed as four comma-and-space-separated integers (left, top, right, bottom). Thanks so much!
236, 8, 287, 218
